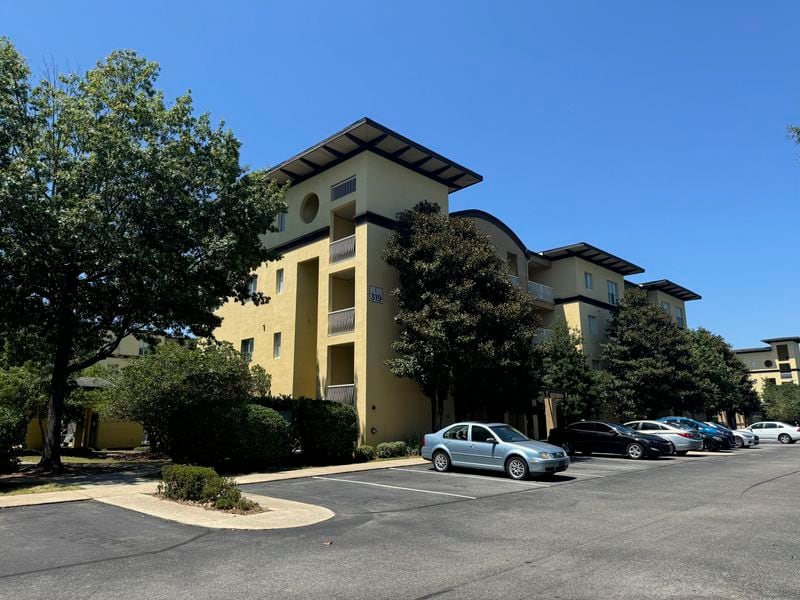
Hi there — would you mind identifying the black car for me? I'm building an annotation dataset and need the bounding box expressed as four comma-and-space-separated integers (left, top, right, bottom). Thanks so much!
547, 421, 674, 460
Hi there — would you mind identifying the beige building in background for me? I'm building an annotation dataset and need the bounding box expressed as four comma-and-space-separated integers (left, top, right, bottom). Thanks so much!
734, 337, 800, 393
453, 210, 701, 366
214, 118, 702, 442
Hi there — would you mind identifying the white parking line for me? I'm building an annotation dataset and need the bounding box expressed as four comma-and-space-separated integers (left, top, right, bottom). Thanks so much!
312, 476, 478, 499
560, 471, 605, 478
388, 467, 552, 487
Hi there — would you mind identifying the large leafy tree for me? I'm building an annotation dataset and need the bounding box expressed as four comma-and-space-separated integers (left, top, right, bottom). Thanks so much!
384, 201, 541, 429
762, 382, 800, 424
688, 328, 759, 421
540, 317, 602, 421
0, 39, 285, 469
602, 289, 698, 418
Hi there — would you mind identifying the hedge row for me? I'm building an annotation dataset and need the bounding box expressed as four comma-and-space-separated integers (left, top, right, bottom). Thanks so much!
254, 396, 359, 465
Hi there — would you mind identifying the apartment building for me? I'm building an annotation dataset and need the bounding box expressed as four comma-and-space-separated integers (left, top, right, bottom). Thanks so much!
213, 118, 482, 444
734, 337, 800, 393
453, 210, 701, 365
214, 118, 701, 443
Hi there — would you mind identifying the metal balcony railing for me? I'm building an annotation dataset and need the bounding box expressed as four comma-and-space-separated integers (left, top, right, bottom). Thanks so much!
330, 234, 356, 263
780, 370, 793, 380
527, 280, 554, 303
325, 384, 355, 406
328, 307, 355, 336
509, 275, 520, 288
533, 328, 553, 344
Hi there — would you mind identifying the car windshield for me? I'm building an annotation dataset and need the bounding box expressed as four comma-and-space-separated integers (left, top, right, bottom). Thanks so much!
609, 423, 638, 435
490, 425, 529, 442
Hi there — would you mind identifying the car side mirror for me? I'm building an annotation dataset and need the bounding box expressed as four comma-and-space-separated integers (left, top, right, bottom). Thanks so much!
610, 430, 619, 436
487, 438, 498, 444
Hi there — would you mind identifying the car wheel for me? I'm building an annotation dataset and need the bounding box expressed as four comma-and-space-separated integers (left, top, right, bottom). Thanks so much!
626, 443, 645, 460
735, 437, 744, 448
505, 456, 529, 480
432, 450, 451, 472
561, 442, 574, 456
778, 433, 791, 444
675, 450, 689, 456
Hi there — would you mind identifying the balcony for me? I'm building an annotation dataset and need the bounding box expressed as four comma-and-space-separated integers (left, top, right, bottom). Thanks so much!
328, 307, 355, 336
780, 370, 793, 380
527, 280, 554, 304
534, 328, 553, 344
325, 384, 355, 406
330, 234, 356, 264
509, 275, 520, 288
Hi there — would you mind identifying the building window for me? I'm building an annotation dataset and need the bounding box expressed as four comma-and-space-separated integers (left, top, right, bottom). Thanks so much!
506, 252, 518, 276
675, 307, 684, 328
591, 359, 601, 370
273, 332, 282, 359
588, 315, 598, 335
275, 212, 286, 232
777, 344, 789, 361
779, 363, 792, 380
584, 272, 593, 290
240, 338, 254, 363
765, 378, 776, 385
660, 301, 670, 314
276, 268, 284, 294
301, 193, 320, 224
247, 275, 258, 296
607, 281, 619, 305
764, 360, 774, 368
138, 340, 152, 356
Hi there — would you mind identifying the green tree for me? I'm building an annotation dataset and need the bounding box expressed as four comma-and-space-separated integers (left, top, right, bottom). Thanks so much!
384, 201, 541, 429
687, 328, 759, 421
104, 342, 254, 466
0, 39, 285, 469
762, 382, 800, 424
602, 288, 697, 418
540, 317, 601, 421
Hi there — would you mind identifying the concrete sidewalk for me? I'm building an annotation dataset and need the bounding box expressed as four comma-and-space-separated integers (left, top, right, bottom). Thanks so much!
0, 456, 428, 529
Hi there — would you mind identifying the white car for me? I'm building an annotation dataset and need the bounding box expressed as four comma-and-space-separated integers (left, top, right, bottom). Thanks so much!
746, 421, 800, 444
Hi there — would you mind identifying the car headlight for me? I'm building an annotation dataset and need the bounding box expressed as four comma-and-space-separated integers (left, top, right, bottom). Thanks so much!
539, 452, 553, 459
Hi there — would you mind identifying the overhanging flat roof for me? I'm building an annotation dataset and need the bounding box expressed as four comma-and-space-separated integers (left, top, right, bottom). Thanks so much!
639, 279, 702, 302
540, 242, 644, 276
762, 337, 800, 344
267, 117, 482, 193
733, 347, 772, 354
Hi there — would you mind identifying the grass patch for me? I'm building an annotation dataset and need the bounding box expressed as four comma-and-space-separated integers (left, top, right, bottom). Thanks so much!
0, 483, 82, 496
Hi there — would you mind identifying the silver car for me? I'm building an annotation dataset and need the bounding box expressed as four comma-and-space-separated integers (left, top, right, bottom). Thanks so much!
747, 421, 800, 444
704, 422, 757, 448
624, 420, 703, 455
421, 422, 570, 480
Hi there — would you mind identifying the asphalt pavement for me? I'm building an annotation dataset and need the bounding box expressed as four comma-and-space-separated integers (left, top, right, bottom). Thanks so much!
2, 441, 799, 599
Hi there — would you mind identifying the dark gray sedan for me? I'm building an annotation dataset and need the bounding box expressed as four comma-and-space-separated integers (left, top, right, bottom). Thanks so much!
421, 422, 570, 480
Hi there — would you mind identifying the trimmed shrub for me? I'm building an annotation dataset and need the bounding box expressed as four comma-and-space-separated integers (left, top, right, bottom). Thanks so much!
159, 464, 219, 501
354, 445, 375, 462
0, 407, 26, 474
376, 441, 407, 459
158, 464, 257, 511
236, 404, 293, 469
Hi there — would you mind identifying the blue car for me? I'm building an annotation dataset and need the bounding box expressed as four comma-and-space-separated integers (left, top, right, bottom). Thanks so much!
422, 422, 570, 480
657, 416, 733, 451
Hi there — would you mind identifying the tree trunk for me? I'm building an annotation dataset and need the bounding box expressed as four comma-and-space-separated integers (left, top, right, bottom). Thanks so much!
40, 320, 74, 471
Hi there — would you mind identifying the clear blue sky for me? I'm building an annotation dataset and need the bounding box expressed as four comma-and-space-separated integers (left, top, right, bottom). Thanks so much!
3, 1, 798, 348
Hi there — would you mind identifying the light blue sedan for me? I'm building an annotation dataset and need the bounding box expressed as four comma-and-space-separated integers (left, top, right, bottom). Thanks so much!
421, 422, 570, 480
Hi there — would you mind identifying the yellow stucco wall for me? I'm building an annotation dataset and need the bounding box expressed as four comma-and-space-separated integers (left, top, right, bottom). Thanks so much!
214, 151, 451, 443
736, 343, 800, 393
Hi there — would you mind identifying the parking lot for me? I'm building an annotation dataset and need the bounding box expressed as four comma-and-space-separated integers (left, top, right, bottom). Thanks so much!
240, 449, 736, 516
2, 441, 800, 599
